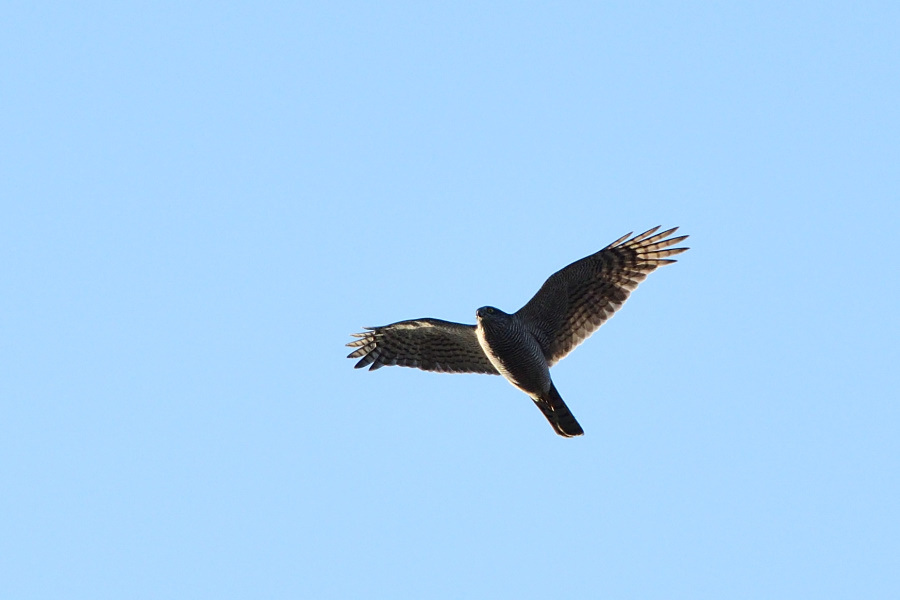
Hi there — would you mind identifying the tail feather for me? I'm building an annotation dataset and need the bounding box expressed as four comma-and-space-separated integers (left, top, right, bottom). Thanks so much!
534, 383, 584, 437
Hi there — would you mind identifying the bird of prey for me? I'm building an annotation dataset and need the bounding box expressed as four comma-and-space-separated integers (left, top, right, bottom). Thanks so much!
347, 226, 689, 437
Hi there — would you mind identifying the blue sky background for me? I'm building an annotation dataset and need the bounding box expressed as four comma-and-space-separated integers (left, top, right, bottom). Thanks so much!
2, 2, 898, 598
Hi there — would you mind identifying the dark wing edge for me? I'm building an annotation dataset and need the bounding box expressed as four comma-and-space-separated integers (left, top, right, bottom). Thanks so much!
346, 318, 500, 375
517, 226, 689, 365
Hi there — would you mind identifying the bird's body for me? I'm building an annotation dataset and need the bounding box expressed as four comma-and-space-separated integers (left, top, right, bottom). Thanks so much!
347, 226, 689, 437
475, 307, 548, 395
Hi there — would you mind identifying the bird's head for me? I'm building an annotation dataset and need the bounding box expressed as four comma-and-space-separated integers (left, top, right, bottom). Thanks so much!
476, 306, 507, 321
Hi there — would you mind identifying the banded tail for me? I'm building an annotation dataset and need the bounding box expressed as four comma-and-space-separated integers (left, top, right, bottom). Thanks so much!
534, 383, 584, 437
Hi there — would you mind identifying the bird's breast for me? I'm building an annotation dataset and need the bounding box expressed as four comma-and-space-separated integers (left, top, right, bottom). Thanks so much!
475, 317, 551, 396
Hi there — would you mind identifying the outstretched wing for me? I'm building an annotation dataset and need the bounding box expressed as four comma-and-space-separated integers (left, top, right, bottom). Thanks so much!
347, 318, 500, 374
515, 226, 689, 365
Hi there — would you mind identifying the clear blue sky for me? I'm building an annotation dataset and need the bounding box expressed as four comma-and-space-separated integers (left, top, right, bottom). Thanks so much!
2, 2, 898, 598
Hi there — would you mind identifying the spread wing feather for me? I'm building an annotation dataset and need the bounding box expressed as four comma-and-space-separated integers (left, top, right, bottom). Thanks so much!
515, 226, 689, 365
347, 318, 499, 374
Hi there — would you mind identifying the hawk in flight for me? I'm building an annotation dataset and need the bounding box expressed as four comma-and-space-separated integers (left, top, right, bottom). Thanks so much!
347, 226, 689, 437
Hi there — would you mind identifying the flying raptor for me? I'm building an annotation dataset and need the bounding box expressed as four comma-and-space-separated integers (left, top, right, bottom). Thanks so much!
347, 226, 689, 437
